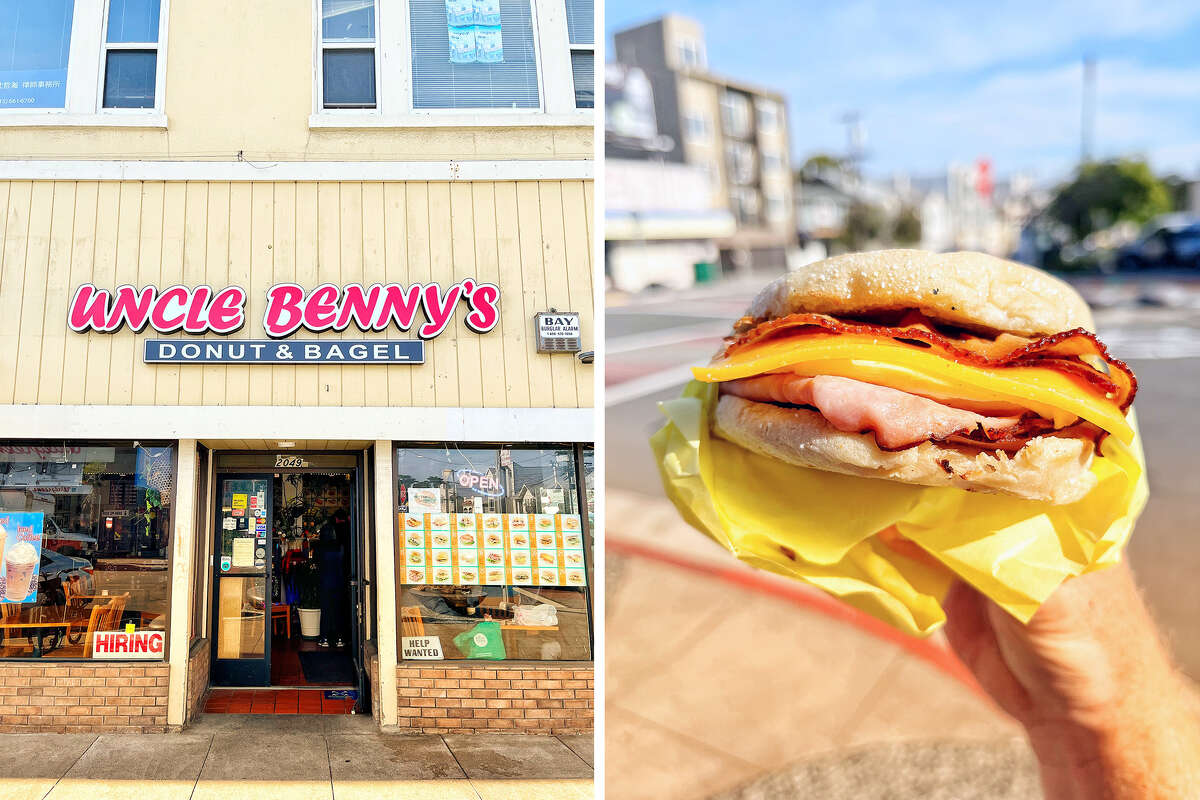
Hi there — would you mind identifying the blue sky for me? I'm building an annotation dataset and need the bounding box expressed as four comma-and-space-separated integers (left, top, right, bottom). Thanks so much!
607, 0, 1200, 183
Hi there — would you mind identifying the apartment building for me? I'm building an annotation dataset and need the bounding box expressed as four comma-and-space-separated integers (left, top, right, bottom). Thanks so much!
612, 14, 794, 272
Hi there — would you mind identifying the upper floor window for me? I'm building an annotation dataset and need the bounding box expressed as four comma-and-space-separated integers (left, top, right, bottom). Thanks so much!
683, 111, 712, 143
102, 0, 161, 108
724, 139, 756, 185
410, 0, 539, 109
0, 0, 167, 120
676, 37, 704, 70
0, 1, 75, 109
756, 98, 781, 134
564, 0, 593, 108
720, 90, 752, 139
320, 0, 378, 109
312, 0, 587, 121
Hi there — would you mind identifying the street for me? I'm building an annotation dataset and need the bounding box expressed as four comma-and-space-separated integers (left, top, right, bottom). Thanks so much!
606, 273, 1200, 680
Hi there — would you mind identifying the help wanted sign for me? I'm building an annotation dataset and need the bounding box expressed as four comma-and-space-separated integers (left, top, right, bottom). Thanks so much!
401, 636, 444, 660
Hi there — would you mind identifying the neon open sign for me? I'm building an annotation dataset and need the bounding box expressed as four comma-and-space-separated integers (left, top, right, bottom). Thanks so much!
455, 469, 505, 497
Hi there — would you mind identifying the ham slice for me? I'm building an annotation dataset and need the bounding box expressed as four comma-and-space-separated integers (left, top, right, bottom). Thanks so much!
721, 374, 1061, 451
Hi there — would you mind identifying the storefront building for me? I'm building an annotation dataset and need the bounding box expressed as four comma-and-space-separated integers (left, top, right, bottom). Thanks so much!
0, 0, 594, 734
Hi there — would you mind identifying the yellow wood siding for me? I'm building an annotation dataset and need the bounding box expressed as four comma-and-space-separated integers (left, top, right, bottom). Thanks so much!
0, 180, 593, 409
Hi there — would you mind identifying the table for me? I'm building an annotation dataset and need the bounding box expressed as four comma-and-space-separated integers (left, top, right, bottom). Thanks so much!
0, 607, 91, 656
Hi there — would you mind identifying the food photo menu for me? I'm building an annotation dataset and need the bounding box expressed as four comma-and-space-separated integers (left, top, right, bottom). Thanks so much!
400, 513, 586, 587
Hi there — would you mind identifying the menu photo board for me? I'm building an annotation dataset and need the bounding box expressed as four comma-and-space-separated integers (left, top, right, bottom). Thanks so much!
400, 513, 585, 587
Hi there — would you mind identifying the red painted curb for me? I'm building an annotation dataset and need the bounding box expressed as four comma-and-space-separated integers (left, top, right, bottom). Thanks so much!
608, 536, 989, 700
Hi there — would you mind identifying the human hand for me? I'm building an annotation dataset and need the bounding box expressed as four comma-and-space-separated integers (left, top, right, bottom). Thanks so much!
943, 562, 1200, 799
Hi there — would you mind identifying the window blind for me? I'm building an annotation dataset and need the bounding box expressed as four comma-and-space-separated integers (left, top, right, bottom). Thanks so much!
570, 51, 592, 109
410, 0, 539, 110
563, 0, 593, 44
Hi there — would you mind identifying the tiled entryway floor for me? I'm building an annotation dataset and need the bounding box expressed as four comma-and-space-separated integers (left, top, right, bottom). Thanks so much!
203, 688, 357, 715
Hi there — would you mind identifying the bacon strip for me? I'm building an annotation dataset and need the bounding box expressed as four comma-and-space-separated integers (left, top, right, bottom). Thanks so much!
721, 312, 1137, 410
722, 374, 1064, 451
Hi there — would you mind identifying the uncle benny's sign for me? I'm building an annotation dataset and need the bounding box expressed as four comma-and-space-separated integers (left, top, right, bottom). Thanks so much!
66, 281, 501, 364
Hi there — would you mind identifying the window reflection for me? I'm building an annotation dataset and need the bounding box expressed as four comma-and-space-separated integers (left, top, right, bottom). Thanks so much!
0, 442, 173, 659
396, 445, 591, 661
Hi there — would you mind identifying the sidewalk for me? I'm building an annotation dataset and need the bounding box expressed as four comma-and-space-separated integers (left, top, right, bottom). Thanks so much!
606, 488, 1032, 799
3, 714, 593, 800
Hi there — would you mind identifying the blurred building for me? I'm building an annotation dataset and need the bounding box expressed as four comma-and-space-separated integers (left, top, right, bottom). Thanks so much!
610, 14, 795, 274
605, 63, 734, 293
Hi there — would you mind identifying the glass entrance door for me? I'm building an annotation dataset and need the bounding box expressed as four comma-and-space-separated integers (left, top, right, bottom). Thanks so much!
211, 475, 273, 686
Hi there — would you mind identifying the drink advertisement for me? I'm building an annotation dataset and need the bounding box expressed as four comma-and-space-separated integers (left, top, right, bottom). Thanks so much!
0, 512, 44, 603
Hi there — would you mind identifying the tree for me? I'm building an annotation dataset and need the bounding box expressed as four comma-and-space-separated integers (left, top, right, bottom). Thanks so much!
1046, 159, 1170, 240
837, 202, 886, 251
892, 205, 922, 245
801, 153, 846, 175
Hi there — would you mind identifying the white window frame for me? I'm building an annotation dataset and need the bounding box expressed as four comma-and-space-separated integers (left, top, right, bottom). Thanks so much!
316, 0, 382, 112
99, 0, 167, 113
0, 0, 168, 127
676, 38, 704, 70
310, 0, 590, 127
756, 98, 780, 134
683, 111, 711, 144
720, 90, 751, 139
564, 0, 593, 110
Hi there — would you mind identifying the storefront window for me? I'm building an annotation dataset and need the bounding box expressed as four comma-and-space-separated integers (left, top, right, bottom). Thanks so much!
395, 445, 591, 661
0, 442, 174, 659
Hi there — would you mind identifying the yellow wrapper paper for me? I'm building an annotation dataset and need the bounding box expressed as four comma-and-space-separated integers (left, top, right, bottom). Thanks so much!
651, 380, 1149, 637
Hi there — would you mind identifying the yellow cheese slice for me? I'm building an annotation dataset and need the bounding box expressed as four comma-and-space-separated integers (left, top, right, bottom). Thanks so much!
693, 334, 1133, 444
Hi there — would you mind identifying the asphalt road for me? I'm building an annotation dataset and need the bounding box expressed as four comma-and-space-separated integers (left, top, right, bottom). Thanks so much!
606, 275, 1200, 680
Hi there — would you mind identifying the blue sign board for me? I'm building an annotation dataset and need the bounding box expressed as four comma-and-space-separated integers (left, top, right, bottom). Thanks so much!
0, 68, 69, 109
144, 339, 425, 364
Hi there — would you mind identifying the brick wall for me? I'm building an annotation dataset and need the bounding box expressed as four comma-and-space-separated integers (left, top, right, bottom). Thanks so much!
0, 662, 169, 733
394, 663, 593, 734
367, 646, 380, 721
185, 641, 210, 722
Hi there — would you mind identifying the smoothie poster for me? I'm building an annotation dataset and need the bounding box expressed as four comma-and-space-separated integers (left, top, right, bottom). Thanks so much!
0, 512, 44, 604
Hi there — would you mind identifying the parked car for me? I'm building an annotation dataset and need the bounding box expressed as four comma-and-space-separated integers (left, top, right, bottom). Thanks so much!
39, 549, 95, 596
1117, 221, 1200, 271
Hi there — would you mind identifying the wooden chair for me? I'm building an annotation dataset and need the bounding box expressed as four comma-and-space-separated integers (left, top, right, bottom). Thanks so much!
0, 603, 21, 652
63, 579, 92, 644
271, 603, 291, 638
81, 603, 109, 658
400, 606, 425, 638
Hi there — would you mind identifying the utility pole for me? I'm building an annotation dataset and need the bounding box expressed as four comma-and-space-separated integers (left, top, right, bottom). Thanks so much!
1081, 55, 1096, 163
839, 111, 864, 175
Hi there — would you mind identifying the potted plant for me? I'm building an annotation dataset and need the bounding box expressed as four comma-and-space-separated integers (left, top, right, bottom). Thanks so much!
295, 559, 322, 639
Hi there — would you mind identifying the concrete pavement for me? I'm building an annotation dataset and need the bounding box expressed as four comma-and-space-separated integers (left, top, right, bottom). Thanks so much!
605, 487, 1033, 800
1, 715, 593, 800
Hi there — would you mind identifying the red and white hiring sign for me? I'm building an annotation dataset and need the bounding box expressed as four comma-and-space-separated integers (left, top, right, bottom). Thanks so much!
91, 630, 165, 659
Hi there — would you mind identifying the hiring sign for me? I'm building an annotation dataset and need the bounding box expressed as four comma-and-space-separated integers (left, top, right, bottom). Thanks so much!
92, 630, 165, 659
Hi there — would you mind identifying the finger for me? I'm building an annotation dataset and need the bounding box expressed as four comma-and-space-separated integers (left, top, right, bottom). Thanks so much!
943, 581, 1034, 721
